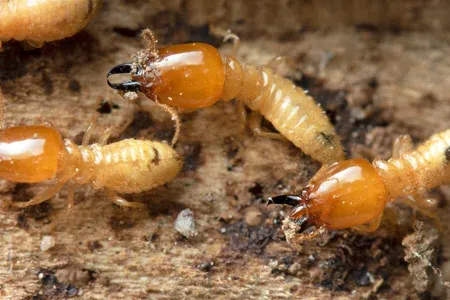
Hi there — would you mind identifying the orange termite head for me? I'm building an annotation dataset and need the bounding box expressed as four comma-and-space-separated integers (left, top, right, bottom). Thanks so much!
107, 43, 226, 111
0, 126, 64, 183
269, 159, 389, 233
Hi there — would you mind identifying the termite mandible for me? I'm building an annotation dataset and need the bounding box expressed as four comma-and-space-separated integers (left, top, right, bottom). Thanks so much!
107, 29, 345, 164
269, 130, 450, 243
0, 88, 182, 210
0, 0, 101, 48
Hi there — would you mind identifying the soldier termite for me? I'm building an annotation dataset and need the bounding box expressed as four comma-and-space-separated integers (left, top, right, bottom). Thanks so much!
0, 0, 101, 48
268, 130, 450, 243
107, 29, 345, 164
0, 88, 182, 210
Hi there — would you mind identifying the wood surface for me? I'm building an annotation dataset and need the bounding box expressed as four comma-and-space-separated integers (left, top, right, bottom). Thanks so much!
1, 1, 450, 299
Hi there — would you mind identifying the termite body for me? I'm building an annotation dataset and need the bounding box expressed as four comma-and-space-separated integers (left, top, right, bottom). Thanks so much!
0, 90, 182, 209
0, 0, 101, 48
107, 30, 345, 164
269, 130, 450, 243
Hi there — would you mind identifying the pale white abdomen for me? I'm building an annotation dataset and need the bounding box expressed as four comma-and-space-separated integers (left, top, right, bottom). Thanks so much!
235, 65, 345, 164
374, 129, 450, 199
88, 139, 182, 194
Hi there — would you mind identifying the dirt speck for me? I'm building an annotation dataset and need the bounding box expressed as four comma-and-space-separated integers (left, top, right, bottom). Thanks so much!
248, 182, 264, 202
109, 215, 135, 232
196, 261, 214, 272
17, 201, 52, 230
225, 220, 275, 254
35, 269, 79, 298
96, 100, 119, 114
87, 240, 102, 252
68, 79, 81, 93
182, 141, 203, 172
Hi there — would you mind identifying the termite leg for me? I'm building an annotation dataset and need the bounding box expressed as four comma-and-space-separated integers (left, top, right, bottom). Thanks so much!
46, 183, 78, 232
12, 180, 67, 208
66, 184, 78, 210
104, 189, 147, 209
249, 111, 286, 140
237, 101, 247, 135
210, 26, 241, 57
352, 214, 383, 232
223, 33, 241, 58
267, 56, 287, 74
82, 121, 97, 146
392, 135, 413, 158
98, 127, 115, 146
287, 225, 327, 244
25, 40, 44, 49
399, 195, 442, 231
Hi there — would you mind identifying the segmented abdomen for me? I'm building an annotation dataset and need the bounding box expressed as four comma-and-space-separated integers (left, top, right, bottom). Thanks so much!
374, 129, 450, 199
89, 139, 182, 194
235, 64, 345, 164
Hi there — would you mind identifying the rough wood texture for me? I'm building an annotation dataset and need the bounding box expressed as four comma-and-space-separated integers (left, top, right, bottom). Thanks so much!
1, 1, 450, 299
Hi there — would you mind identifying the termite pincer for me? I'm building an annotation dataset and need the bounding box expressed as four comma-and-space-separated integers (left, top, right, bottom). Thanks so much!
0, 89, 182, 209
107, 30, 345, 164
0, 0, 101, 48
269, 131, 450, 243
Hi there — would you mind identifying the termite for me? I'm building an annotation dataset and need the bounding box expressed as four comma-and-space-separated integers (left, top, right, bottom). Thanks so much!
0, 0, 101, 48
106, 29, 345, 164
0, 89, 182, 210
268, 130, 450, 243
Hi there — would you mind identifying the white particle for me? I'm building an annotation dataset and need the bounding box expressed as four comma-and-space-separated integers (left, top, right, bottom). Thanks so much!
174, 209, 198, 239
40, 235, 56, 251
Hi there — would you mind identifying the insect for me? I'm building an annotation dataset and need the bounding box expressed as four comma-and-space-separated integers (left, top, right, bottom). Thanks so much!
0, 89, 182, 210
0, 0, 101, 48
268, 130, 450, 243
107, 29, 345, 164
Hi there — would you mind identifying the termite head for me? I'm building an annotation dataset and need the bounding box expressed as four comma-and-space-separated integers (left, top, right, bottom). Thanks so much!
107, 43, 225, 111
0, 126, 64, 183
270, 159, 389, 237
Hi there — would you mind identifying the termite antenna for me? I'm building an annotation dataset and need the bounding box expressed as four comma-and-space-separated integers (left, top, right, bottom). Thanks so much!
267, 195, 302, 206
156, 103, 181, 147
107, 63, 142, 92
209, 25, 240, 58
141, 29, 158, 57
